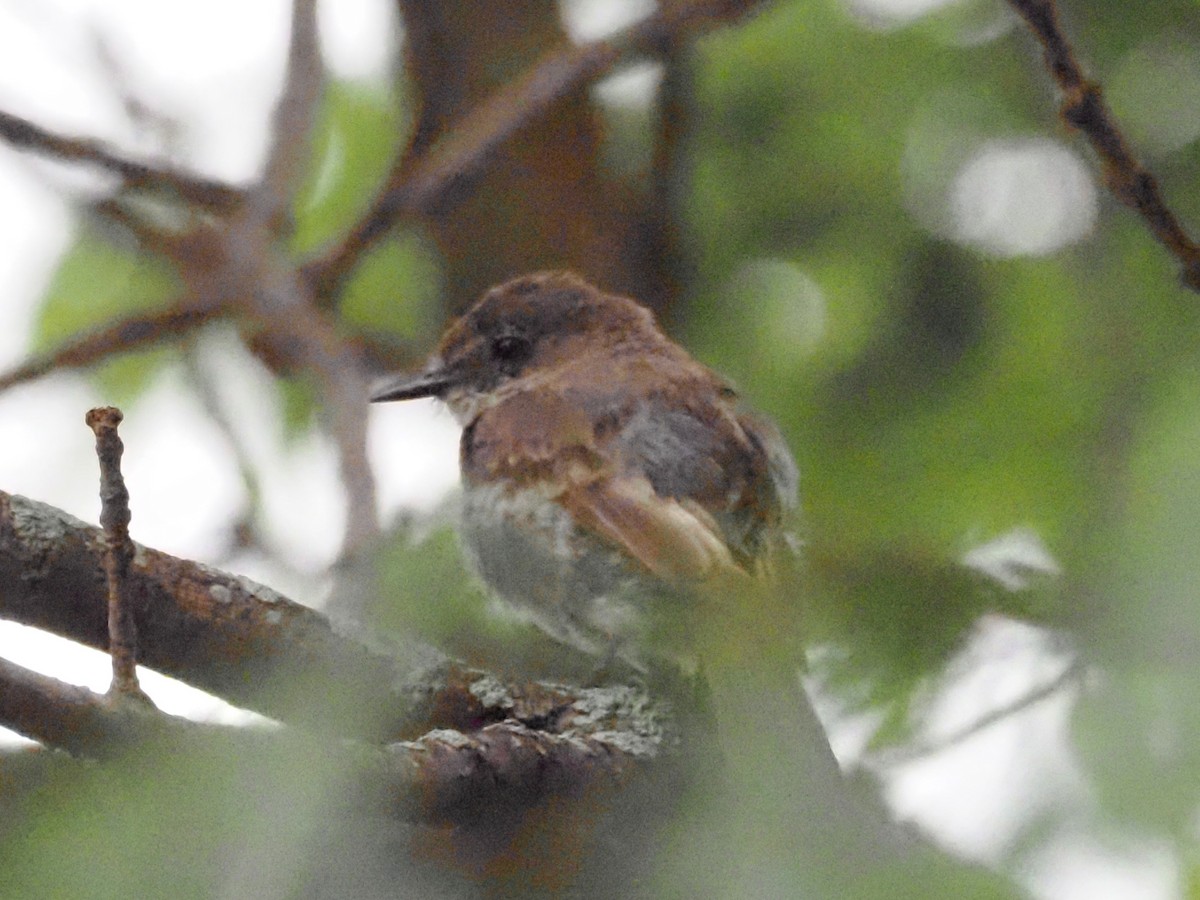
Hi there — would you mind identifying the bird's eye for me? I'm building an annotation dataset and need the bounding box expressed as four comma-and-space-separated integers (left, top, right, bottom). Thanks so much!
490, 334, 531, 368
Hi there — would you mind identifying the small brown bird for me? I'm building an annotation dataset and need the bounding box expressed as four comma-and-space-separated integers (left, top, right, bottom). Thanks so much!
370, 271, 797, 670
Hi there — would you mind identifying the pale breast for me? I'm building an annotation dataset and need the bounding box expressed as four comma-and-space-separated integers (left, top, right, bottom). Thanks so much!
458, 481, 665, 662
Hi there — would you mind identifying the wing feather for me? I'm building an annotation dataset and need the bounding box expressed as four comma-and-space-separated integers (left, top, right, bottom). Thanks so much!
559, 472, 742, 583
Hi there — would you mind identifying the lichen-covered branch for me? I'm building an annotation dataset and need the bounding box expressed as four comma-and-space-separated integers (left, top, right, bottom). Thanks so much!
0, 490, 674, 750
0, 652, 660, 828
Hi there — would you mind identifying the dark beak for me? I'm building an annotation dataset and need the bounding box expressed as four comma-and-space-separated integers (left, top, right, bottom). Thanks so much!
369, 367, 455, 403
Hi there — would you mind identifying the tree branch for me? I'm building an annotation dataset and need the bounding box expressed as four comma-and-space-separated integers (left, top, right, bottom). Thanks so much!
302, 0, 769, 302
258, 0, 324, 219
1006, 0, 1200, 290
0, 108, 244, 212
0, 303, 211, 393
0, 489, 677, 749
0, 652, 658, 827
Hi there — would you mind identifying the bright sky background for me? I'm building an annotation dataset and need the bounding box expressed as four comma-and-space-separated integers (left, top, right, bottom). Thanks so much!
0, 2, 1179, 897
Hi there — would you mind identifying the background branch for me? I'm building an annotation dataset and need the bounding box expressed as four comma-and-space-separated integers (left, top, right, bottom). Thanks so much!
1006, 0, 1200, 289
304, 0, 769, 308
0, 108, 244, 211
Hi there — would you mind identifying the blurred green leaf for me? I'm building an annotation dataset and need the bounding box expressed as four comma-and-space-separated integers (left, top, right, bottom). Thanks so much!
339, 230, 442, 340
1074, 666, 1200, 835
290, 79, 403, 255
34, 223, 181, 403
277, 375, 319, 440
372, 519, 601, 680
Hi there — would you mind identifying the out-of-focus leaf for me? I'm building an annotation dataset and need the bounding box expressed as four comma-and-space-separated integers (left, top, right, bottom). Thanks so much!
339, 230, 442, 340
33, 224, 181, 403
1071, 363, 1200, 835
0, 726, 453, 898
277, 375, 319, 441
1073, 667, 1200, 835
290, 80, 403, 255
371, 519, 480, 641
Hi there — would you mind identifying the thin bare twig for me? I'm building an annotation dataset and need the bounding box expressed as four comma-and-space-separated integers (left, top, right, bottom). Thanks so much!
85, 406, 151, 703
0, 304, 211, 392
302, 0, 768, 302
1006, 0, 1200, 291
868, 658, 1083, 768
0, 108, 244, 212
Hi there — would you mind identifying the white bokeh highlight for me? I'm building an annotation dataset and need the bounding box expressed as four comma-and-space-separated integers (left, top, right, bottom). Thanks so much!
951, 139, 1098, 257
841, 0, 960, 27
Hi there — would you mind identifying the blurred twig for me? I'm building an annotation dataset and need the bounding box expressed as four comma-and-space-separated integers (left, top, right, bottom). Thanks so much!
1006, 0, 1200, 291
867, 658, 1083, 768
180, 343, 276, 563
0, 108, 244, 212
233, 0, 379, 567
0, 303, 210, 392
258, 0, 324, 223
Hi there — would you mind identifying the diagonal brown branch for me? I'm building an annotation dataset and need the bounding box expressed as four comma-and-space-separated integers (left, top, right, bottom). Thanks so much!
302, 0, 769, 303
1006, 0, 1200, 291
0, 108, 245, 212
0, 489, 433, 739
0, 303, 213, 393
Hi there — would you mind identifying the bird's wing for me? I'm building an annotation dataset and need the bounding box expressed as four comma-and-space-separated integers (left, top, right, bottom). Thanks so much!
464, 388, 747, 583
558, 468, 743, 584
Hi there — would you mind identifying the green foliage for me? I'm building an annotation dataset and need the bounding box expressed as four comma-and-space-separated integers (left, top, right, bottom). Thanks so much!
290, 79, 404, 255
371, 519, 606, 680
339, 230, 443, 339
33, 222, 181, 404
277, 374, 320, 439
0, 733, 368, 899
661, 0, 1200, 872
370, 519, 485, 643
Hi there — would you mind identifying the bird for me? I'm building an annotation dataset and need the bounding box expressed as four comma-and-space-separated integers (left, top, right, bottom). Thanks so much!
369, 270, 798, 673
